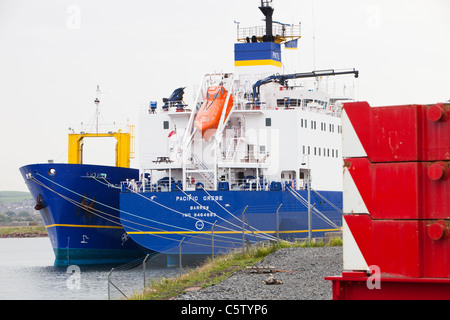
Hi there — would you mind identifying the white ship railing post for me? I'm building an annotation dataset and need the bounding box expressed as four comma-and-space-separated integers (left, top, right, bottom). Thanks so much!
301, 155, 312, 241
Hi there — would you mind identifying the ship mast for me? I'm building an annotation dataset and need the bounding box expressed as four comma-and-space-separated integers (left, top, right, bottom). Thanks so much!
259, 0, 274, 42
94, 85, 101, 134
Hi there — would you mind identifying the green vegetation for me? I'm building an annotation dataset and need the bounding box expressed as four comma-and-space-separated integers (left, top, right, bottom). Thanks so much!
0, 226, 47, 237
0, 190, 40, 224
298, 237, 343, 247
0, 211, 35, 223
0, 191, 32, 203
130, 238, 342, 300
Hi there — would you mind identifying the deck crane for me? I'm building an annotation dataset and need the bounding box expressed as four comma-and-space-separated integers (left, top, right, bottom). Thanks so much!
252, 69, 359, 102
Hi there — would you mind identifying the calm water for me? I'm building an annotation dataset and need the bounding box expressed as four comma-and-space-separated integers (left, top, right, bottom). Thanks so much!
0, 237, 180, 300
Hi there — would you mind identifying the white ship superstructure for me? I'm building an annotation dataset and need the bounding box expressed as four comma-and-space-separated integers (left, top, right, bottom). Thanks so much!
119, 1, 359, 259
138, 68, 357, 193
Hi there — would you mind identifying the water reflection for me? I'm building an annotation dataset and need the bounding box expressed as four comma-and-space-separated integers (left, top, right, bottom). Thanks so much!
0, 238, 181, 300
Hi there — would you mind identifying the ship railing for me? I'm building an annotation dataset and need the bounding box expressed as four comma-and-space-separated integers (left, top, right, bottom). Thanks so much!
237, 23, 301, 43
121, 177, 305, 194
121, 180, 159, 193
221, 178, 300, 192
231, 98, 343, 115
70, 122, 132, 135
121, 179, 144, 193
224, 177, 265, 191
183, 176, 217, 191
296, 178, 307, 190
121, 176, 216, 193
232, 100, 273, 111
220, 150, 269, 164
121, 179, 182, 193
140, 102, 192, 114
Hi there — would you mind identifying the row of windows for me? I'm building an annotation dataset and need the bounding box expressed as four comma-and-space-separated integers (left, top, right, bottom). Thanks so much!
276, 99, 329, 109
300, 119, 342, 133
266, 117, 342, 134
164, 118, 342, 133
302, 145, 340, 158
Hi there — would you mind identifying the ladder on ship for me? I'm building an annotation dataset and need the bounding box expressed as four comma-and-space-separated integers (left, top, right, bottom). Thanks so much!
225, 136, 241, 162
190, 154, 215, 189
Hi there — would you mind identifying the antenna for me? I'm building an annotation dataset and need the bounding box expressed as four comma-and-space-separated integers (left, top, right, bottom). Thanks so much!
311, 0, 317, 70
94, 85, 101, 134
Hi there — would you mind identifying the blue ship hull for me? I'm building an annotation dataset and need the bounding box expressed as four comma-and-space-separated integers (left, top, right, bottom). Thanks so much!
120, 189, 342, 256
20, 163, 148, 266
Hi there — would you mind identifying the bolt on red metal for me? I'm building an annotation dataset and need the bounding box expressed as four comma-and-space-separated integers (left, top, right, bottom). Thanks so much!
428, 221, 447, 241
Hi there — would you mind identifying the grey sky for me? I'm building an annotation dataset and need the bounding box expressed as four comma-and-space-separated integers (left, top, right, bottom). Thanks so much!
1, 0, 449, 191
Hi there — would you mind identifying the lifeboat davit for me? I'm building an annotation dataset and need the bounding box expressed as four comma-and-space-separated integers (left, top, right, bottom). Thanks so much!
194, 86, 234, 141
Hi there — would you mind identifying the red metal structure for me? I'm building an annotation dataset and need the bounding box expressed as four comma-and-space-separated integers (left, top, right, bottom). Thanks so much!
325, 101, 450, 300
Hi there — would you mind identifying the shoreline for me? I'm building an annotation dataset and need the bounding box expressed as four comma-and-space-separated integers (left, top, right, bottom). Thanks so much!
0, 232, 48, 238
0, 226, 48, 238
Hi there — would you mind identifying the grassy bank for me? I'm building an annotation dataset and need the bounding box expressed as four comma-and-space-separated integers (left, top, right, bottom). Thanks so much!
0, 191, 32, 202
0, 226, 47, 237
130, 238, 342, 300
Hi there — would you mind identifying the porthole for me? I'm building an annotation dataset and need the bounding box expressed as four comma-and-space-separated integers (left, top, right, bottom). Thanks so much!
48, 168, 57, 176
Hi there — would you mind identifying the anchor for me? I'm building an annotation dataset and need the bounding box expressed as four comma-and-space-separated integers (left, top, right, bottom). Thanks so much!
79, 194, 96, 220
34, 194, 46, 210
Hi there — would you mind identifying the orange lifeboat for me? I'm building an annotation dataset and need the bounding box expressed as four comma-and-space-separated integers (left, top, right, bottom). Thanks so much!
194, 86, 234, 141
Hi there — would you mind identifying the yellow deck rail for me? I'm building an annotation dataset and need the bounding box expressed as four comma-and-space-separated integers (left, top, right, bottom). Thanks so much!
68, 126, 135, 168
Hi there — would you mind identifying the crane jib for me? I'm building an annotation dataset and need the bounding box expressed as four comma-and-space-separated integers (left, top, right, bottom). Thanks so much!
252, 69, 359, 101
